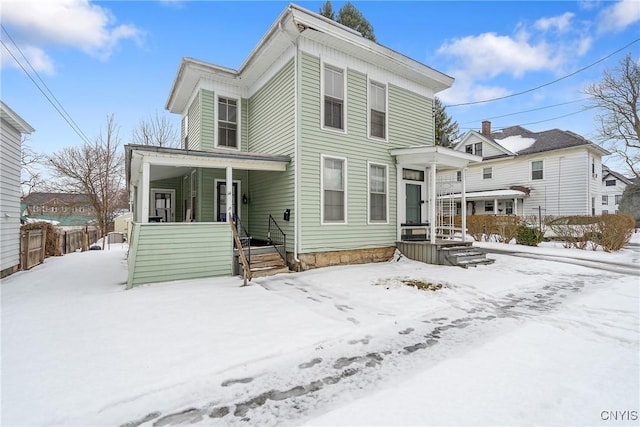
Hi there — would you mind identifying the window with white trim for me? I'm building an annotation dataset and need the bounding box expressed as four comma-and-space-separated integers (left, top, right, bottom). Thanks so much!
369, 81, 386, 139
369, 163, 387, 222
484, 201, 494, 213
605, 179, 616, 186
602, 195, 608, 205
456, 171, 462, 182
531, 160, 543, 180
615, 194, 622, 204
182, 115, 189, 149
483, 167, 492, 179
465, 143, 482, 156
218, 97, 238, 148
322, 156, 346, 222
324, 65, 344, 130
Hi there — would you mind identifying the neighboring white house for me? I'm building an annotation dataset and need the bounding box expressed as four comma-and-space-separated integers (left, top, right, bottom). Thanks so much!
440, 121, 610, 217
602, 167, 633, 214
1, 101, 34, 278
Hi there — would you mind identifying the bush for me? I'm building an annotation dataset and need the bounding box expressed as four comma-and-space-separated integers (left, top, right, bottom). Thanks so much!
516, 226, 544, 246
598, 214, 635, 252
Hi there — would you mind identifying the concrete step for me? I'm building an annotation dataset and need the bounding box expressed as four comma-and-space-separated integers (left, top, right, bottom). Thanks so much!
456, 258, 496, 268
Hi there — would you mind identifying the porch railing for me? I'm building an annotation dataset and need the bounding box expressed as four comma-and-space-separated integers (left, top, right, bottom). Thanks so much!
231, 217, 252, 285
267, 214, 286, 263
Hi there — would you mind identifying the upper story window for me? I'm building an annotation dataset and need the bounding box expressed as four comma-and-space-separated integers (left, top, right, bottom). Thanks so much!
322, 155, 346, 223
465, 142, 482, 157
323, 64, 344, 131
369, 81, 386, 139
605, 179, 616, 186
369, 163, 387, 223
531, 160, 543, 180
483, 167, 492, 179
182, 115, 189, 149
218, 97, 238, 148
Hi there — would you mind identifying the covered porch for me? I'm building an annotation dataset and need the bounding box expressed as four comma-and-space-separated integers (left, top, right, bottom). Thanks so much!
124, 145, 290, 287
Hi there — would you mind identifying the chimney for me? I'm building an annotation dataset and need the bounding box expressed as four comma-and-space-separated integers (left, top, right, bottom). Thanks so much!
481, 120, 491, 136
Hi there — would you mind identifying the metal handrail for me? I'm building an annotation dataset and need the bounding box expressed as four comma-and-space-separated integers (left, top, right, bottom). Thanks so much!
267, 214, 286, 263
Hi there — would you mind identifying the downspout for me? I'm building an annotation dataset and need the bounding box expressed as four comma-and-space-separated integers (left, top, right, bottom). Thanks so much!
293, 32, 302, 267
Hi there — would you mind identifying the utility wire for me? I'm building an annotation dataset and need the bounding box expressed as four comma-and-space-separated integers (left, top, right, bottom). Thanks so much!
459, 105, 597, 130
1, 24, 92, 145
459, 97, 593, 125
446, 38, 640, 108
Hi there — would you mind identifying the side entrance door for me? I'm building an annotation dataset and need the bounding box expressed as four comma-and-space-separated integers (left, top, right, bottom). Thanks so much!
405, 183, 422, 224
216, 181, 238, 222
151, 189, 175, 222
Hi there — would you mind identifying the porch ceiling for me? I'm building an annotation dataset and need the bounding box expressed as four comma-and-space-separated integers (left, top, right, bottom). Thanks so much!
389, 145, 482, 171
126, 145, 290, 186
439, 189, 528, 201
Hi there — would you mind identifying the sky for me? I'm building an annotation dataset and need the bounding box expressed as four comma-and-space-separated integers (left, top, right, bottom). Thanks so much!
1, 0, 639, 175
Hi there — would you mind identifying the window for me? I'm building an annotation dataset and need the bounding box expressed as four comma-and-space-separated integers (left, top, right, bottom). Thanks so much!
182, 115, 189, 149
218, 97, 237, 148
602, 195, 608, 205
615, 195, 622, 205
322, 156, 346, 222
369, 163, 387, 222
456, 171, 462, 182
403, 169, 424, 181
605, 179, 616, 186
602, 210, 609, 215
591, 197, 595, 216
464, 143, 482, 156
531, 160, 543, 180
324, 65, 344, 130
369, 81, 386, 139
484, 201, 494, 213
483, 167, 492, 179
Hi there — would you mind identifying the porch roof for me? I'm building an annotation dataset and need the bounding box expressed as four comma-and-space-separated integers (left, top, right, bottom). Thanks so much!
125, 145, 290, 186
439, 189, 528, 201
389, 145, 482, 170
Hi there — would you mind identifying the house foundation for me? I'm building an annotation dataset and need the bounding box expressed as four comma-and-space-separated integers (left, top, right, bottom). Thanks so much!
292, 247, 396, 271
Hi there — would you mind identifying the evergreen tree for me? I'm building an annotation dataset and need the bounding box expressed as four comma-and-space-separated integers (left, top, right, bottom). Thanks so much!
319, 1, 376, 42
433, 97, 459, 146
618, 182, 640, 227
318, 1, 335, 20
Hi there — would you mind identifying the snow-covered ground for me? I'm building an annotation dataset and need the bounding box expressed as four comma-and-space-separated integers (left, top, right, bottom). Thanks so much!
1, 236, 638, 426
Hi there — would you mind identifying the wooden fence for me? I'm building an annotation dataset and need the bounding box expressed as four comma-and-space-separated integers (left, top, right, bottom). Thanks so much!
20, 229, 46, 270
56, 228, 100, 254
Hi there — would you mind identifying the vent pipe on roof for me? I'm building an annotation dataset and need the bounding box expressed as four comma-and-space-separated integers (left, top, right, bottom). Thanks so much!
482, 120, 491, 136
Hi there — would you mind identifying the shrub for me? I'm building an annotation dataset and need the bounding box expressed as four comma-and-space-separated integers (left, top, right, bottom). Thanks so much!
516, 226, 544, 246
493, 216, 519, 243
598, 214, 635, 252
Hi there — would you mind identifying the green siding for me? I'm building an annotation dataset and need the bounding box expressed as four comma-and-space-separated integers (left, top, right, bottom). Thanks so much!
199, 168, 248, 223
247, 60, 295, 248
127, 222, 233, 287
298, 52, 433, 253
200, 89, 215, 150
187, 94, 202, 150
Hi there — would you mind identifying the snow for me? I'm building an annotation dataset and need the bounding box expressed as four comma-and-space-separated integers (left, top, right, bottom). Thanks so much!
494, 135, 536, 153
1, 238, 638, 426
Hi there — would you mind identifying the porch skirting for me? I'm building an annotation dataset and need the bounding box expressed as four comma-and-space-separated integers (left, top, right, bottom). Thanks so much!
294, 246, 396, 271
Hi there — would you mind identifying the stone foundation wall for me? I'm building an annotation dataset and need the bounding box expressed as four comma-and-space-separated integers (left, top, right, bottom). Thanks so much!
289, 246, 396, 271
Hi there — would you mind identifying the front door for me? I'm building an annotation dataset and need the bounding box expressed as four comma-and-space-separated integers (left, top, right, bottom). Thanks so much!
405, 183, 422, 224
151, 189, 175, 222
216, 181, 238, 222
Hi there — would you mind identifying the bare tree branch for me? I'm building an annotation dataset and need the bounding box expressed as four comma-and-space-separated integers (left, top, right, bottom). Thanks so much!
20, 135, 44, 197
131, 110, 180, 148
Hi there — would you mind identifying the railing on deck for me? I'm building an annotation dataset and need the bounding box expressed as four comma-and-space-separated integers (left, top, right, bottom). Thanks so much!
231, 217, 252, 285
267, 214, 286, 263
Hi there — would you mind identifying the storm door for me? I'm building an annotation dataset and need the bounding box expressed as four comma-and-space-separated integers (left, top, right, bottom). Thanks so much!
216, 181, 238, 222
405, 183, 422, 224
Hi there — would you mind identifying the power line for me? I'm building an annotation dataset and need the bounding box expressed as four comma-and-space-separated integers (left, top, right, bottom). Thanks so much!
459, 97, 593, 125
459, 105, 597, 131
446, 38, 640, 108
1, 24, 92, 146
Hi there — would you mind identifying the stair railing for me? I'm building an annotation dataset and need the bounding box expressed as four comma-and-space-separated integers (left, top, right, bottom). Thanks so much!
230, 216, 252, 285
267, 214, 286, 264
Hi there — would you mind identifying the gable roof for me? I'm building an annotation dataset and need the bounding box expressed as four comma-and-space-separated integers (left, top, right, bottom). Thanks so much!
490, 126, 610, 156
22, 192, 91, 206
602, 167, 634, 185
1, 100, 34, 134
454, 130, 515, 157
166, 3, 454, 113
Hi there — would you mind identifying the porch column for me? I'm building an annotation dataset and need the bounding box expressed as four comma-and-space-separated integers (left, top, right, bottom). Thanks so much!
141, 161, 150, 223
461, 168, 467, 242
429, 163, 436, 244
396, 165, 402, 241
225, 166, 233, 223
514, 198, 518, 216
493, 198, 498, 215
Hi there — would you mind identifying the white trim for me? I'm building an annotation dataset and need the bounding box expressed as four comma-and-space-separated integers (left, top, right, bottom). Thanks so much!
482, 166, 493, 180
320, 60, 347, 134
214, 178, 242, 222
320, 154, 348, 225
367, 161, 389, 225
215, 93, 242, 151
367, 78, 388, 142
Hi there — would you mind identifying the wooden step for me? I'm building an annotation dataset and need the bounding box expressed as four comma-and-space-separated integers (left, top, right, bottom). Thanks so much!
250, 266, 290, 278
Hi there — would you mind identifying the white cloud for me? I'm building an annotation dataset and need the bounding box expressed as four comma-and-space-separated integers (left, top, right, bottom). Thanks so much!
597, 0, 640, 33
0, 0, 143, 70
437, 78, 511, 106
1, 43, 55, 75
437, 32, 561, 80
535, 12, 575, 33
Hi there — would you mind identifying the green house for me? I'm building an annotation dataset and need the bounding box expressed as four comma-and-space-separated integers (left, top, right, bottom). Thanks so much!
125, 4, 482, 288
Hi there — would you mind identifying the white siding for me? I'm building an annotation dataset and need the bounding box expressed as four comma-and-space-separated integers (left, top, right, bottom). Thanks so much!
1, 117, 23, 272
